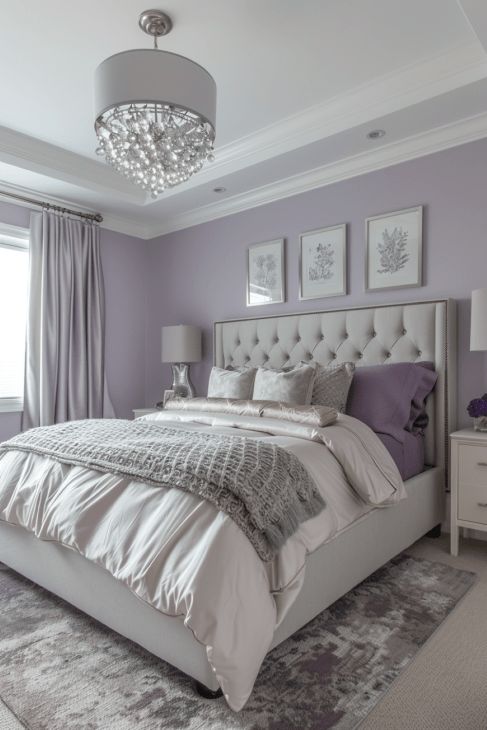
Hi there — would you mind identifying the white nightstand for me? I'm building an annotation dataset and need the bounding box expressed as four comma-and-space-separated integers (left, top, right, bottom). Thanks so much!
133, 408, 159, 420
450, 428, 487, 556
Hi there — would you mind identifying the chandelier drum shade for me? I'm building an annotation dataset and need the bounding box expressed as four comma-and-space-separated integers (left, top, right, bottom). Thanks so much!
94, 10, 216, 197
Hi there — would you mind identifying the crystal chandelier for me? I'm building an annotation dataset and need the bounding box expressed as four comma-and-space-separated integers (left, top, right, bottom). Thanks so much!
94, 10, 216, 198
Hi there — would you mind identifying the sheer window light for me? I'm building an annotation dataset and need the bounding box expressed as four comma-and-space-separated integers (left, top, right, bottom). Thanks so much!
0, 223, 29, 412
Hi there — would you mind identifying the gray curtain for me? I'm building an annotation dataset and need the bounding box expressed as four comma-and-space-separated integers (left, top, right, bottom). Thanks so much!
23, 210, 110, 429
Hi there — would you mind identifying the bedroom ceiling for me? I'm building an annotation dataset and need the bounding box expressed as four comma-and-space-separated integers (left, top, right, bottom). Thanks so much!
0, 0, 487, 238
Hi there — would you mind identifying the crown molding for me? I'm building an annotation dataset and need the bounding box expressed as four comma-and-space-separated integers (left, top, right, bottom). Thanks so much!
0, 125, 145, 204
143, 110, 487, 239
3, 110, 487, 241
153, 41, 487, 199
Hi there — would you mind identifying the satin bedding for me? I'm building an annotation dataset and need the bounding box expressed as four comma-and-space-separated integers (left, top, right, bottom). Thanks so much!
0, 411, 405, 711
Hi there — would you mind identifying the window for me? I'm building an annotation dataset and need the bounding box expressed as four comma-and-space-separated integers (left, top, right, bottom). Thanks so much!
0, 223, 29, 412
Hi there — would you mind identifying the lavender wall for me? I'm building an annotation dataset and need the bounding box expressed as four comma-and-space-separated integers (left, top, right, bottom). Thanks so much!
0, 200, 148, 441
146, 139, 487, 428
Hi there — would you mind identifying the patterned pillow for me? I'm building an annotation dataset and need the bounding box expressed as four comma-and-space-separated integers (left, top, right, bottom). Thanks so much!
252, 363, 316, 405
311, 362, 355, 412
207, 367, 256, 399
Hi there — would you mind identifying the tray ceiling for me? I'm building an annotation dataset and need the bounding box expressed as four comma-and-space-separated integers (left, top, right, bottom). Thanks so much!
0, 0, 486, 238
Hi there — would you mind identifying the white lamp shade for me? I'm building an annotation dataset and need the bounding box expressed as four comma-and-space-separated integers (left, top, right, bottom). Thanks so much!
470, 288, 487, 351
94, 50, 217, 131
162, 325, 202, 363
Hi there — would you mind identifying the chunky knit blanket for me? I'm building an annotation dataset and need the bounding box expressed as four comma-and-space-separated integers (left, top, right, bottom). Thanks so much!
1, 419, 325, 561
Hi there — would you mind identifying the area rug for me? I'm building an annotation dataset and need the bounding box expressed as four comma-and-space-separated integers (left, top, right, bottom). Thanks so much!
0, 554, 475, 730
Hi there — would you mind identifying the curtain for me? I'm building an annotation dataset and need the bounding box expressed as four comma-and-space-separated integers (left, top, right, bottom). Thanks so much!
23, 210, 111, 429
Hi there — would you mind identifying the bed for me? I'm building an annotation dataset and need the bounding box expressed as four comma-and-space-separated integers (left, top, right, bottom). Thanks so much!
0, 298, 456, 710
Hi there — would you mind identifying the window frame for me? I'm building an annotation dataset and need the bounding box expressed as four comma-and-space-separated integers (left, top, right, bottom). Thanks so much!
0, 222, 29, 413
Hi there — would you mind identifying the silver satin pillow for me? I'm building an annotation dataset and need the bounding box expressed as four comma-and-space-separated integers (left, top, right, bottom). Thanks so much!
252, 364, 316, 405
311, 362, 355, 412
207, 367, 256, 399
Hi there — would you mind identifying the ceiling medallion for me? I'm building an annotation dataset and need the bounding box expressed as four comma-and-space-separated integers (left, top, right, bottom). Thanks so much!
94, 10, 216, 198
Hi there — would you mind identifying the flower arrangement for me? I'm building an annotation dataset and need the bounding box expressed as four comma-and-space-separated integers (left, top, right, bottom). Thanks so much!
467, 394, 487, 431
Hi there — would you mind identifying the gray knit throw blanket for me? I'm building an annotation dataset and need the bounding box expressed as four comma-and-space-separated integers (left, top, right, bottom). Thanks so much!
1, 419, 325, 561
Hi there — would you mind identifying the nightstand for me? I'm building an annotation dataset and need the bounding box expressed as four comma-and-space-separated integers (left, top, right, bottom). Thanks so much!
450, 429, 487, 556
133, 408, 159, 419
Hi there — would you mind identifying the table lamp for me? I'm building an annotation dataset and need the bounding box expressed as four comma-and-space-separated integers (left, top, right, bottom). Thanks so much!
161, 325, 202, 399
471, 288, 487, 352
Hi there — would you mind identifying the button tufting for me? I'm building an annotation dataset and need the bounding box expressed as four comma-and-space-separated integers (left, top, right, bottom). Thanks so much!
331, 353, 337, 359
372, 330, 376, 337
344, 333, 348, 339
402, 328, 407, 336
418, 350, 422, 356
320, 334, 325, 340
358, 353, 363, 359
386, 352, 391, 358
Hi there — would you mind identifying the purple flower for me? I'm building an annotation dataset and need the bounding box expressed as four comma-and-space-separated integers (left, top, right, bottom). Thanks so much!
467, 398, 487, 418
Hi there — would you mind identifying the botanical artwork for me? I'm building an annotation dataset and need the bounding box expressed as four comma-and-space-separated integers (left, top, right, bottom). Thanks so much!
366, 207, 422, 291
308, 242, 334, 281
247, 239, 284, 306
300, 225, 346, 300
253, 252, 277, 289
377, 227, 409, 274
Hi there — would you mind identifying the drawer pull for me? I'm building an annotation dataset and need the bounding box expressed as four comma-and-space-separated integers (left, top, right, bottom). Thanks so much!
477, 462, 487, 467
477, 502, 487, 507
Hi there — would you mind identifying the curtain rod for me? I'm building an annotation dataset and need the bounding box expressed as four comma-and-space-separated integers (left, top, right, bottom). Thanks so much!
0, 189, 103, 223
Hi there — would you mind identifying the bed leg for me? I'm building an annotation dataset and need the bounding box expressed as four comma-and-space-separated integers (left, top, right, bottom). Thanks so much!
194, 681, 223, 699
426, 524, 441, 538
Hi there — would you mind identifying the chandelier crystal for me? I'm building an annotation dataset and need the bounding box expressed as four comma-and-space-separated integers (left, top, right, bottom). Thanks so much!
94, 10, 216, 198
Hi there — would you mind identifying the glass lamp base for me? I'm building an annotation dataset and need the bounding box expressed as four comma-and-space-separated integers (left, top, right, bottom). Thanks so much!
473, 416, 487, 432
170, 363, 196, 398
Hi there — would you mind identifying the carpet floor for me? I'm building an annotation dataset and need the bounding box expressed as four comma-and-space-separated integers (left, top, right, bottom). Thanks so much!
0, 548, 474, 730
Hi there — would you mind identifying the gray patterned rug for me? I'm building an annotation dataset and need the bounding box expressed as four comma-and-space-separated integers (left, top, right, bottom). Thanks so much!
0, 554, 475, 730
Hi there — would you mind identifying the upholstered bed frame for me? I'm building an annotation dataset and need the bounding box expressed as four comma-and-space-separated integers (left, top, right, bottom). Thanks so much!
0, 299, 456, 696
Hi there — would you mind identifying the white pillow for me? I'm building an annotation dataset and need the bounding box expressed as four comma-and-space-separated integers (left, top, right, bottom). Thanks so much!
252, 363, 316, 405
311, 362, 355, 412
207, 367, 256, 399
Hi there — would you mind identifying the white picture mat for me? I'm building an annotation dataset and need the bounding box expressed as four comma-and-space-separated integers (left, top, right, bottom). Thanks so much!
366, 206, 422, 291
247, 238, 284, 306
300, 224, 346, 299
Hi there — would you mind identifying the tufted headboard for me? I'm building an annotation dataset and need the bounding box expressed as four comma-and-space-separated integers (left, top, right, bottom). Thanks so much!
214, 299, 457, 472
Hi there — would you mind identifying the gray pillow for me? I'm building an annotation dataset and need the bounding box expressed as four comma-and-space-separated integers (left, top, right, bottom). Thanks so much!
207, 367, 256, 399
252, 363, 316, 405
311, 362, 355, 412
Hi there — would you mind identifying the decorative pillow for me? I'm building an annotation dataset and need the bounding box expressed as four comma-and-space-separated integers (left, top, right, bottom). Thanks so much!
346, 362, 438, 443
252, 363, 316, 405
166, 396, 268, 417
311, 362, 355, 412
262, 403, 337, 427
164, 397, 337, 427
207, 367, 256, 399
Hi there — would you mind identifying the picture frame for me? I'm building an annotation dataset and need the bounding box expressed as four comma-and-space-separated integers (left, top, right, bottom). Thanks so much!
246, 238, 285, 307
365, 205, 423, 292
299, 224, 347, 300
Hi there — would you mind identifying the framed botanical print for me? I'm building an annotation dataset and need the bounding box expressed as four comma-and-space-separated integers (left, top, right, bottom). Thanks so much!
246, 238, 285, 307
299, 224, 347, 300
366, 206, 423, 291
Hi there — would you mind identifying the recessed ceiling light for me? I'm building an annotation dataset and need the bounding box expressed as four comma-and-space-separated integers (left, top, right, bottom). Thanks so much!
213, 187, 226, 193
367, 129, 386, 140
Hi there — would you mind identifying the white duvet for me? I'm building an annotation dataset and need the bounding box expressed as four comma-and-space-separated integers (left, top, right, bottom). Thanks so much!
0, 411, 405, 711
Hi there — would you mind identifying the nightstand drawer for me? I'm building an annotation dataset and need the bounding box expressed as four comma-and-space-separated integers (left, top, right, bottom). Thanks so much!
458, 482, 487, 524
458, 444, 487, 487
